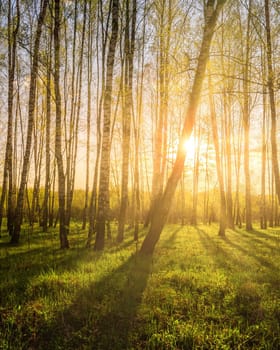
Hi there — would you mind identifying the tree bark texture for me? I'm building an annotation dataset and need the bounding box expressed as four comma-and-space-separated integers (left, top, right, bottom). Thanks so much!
117, 0, 137, 242
54, 0, 69, 249
95, 0, 120, 250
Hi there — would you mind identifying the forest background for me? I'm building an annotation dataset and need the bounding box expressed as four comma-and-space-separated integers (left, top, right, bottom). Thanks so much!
1, 1, 280, 349
0, 0, 280, 250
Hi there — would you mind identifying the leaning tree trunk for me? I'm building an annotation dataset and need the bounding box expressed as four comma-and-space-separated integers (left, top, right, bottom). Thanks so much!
140, 0, 227, 255
10, 0, 48, 244
94, 0, 120, 251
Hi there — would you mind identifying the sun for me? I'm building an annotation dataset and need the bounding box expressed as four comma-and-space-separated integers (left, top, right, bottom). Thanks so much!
183, 135, 196, 160
169, 135, 197, 163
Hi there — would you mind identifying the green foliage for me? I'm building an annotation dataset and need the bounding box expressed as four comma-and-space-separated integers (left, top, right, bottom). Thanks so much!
0, 224, 279, 349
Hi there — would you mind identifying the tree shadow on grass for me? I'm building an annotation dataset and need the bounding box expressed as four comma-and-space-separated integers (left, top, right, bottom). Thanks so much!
235, 228, 280, 249
196, 226, 278, 270
163, 226, 183, 247
222, 232, 280, 293
195, 227, 280, 294
222, 234, 278, 270
39, 253, 152, 350
195, 227, 241, 271
0, 233, 104, 309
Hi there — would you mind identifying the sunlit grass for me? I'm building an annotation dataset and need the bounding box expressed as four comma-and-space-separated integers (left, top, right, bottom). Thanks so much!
0, 223, 279, 349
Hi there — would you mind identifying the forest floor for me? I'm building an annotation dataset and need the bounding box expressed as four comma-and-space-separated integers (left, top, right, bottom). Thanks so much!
0, 222, 279, 349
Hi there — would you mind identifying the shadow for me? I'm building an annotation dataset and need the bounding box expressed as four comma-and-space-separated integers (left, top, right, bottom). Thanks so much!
195, 227, 280, 295
164, 226, 183, 247
0, 226, 152, 349
106, 227, 147, 253
195, 227, 278, 271
0, 231, 103, 308
195, 227, 241, 271
38, 254, 152, 349
234, 228, 280, 250
249, 228, 278, 238
223, 232, 278, 271
0, 241, 13, 248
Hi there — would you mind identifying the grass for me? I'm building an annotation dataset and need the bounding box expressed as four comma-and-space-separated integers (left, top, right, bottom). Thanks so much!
0, 223, 279, 349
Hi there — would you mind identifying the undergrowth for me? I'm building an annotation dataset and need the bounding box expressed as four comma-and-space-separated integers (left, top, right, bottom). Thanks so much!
0, 223, 279, 349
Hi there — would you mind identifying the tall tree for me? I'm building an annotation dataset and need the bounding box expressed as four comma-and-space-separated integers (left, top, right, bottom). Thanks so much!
0, 0, 20, 234
140, 0, 227, 254
242, 0, 253, 231
82, 1, 94, 230
220, 20, 234, 229
264, 0, 280, 205
145, 0, 172, 227
86, 0, 105, 247
30, 95, 44, 226
94, 0, 120, 250
117, 0, 137, 242
65, 0, 87, 234
260, 46, 267, 229
133, 0, 147, 241
10, 0, 48, 243
41, 23, 52, 232
208, 74, 227, 237
190, 123, 201, 226
54, 0, 69, 249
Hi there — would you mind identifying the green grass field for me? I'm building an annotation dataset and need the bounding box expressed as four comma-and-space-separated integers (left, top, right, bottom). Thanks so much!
0, 223, 279, 349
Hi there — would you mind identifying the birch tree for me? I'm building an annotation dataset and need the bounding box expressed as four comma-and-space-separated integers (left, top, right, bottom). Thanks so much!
117, 0, 137, 242
264, 0, 280, 205
53, 0, 69, 248
94, 0, 120, 251
10, 0, 48, 244
140, 0, 227, 254
0, 0, 19, 234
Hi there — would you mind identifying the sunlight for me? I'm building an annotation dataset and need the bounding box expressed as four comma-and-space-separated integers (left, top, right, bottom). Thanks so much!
183, 135, 196, 160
